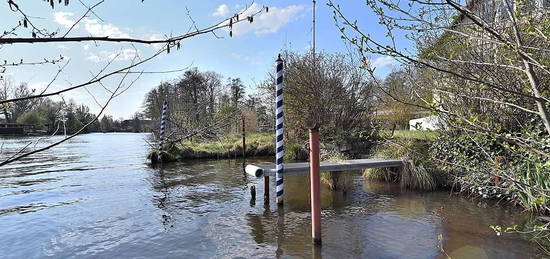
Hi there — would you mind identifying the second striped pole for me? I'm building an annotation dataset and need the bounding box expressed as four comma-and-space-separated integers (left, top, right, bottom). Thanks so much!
158, 100, 168, 162
275, 55, 284, 205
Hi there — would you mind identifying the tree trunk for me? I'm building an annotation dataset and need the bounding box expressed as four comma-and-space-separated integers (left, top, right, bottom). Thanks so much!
522, 59, 550, 136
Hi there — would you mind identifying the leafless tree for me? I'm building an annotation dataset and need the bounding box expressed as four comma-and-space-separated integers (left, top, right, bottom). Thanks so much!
260, 51, 377, 146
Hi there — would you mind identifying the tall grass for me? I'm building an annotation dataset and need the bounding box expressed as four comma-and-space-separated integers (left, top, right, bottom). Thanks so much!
400, 157, 437, 191
363, 131, 440, 191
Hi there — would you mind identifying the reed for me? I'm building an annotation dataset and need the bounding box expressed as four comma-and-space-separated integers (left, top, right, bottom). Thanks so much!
363, 132, 440, 191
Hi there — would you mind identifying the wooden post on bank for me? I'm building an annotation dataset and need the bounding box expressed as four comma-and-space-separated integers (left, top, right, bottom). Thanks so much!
309, 128, 321, 245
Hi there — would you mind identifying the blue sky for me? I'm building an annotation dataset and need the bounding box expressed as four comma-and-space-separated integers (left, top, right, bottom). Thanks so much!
0, 0, 400, 119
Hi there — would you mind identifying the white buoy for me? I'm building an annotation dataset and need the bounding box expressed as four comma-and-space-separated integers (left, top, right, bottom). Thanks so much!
245, 164, 264, 177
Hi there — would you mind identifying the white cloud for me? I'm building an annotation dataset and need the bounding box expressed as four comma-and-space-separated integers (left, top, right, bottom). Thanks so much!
108, 49, 138, 61
228, 3, 306, 36
54, 12, 130, 38
86, 54, 102, 63
53, 12, 77, 29
83, 44, 90, 50
82, 18, 129, 38
212, 4, 230, 17
86, 49, 138, 63
231, 52, 262, 65
371, 56, 397, 68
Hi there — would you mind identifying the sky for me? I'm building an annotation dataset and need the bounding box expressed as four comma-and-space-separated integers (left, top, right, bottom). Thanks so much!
0, 0, 401, 119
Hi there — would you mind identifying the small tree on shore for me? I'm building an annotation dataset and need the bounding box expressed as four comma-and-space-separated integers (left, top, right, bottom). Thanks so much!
258, 51, 377, 147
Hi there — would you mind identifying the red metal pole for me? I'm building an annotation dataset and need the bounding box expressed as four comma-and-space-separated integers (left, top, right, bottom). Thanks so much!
309, 128, 321, 245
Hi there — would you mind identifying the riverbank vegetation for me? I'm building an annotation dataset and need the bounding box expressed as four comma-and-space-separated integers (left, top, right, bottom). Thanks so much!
330, 0, 550, 213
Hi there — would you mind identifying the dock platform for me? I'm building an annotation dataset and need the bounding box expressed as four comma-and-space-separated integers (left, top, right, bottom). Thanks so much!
245, 158, 403, 177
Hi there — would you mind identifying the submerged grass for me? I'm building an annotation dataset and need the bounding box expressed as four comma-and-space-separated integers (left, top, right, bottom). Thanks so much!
321, 152, 352, 191
321, 171, 353, 191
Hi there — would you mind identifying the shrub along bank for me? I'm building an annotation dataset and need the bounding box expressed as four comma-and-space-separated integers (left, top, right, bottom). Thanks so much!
364, 129, 549, 214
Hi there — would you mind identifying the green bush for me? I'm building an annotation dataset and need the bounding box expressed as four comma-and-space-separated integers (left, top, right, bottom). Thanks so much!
432, 127, 550, 213
16, 111, 46, 130
285, 142, 308, 161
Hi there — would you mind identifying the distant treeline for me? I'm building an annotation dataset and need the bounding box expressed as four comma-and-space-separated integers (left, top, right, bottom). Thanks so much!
0, 79, 150, 135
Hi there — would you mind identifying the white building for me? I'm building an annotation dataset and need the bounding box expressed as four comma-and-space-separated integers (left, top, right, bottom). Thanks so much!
409, 116, 441, 131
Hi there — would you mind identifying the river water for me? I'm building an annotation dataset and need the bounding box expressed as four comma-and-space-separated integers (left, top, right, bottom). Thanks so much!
0, 133, 542, 258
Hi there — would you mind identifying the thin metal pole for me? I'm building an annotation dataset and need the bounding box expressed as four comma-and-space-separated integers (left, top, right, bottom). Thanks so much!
309, 128, 321, 245
312, 0, 316, 56
275, 54, 285, 205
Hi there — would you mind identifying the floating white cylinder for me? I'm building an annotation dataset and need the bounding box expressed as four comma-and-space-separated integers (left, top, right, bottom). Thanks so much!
245, 165, 264, 177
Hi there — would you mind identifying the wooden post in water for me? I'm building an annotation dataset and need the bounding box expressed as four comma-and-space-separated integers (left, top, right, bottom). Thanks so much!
242, 116, 246, 161
264, 176, 270, 205
309, 1, 321, 244
309, 128, 321, 245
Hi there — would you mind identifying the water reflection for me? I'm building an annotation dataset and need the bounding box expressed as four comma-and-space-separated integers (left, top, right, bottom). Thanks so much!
0, 133, 543, 258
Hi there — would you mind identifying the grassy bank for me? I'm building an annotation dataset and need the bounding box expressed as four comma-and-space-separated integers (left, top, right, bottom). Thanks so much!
149, 132, 308, 163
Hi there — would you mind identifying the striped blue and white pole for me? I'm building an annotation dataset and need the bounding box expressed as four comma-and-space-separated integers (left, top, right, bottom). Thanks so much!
275, 54, 284, 205
158, 100, 168, 162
